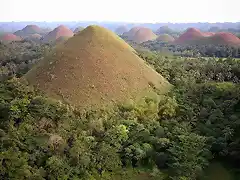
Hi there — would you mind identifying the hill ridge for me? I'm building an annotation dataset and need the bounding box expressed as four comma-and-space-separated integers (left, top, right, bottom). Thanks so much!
175, 28, 240, 46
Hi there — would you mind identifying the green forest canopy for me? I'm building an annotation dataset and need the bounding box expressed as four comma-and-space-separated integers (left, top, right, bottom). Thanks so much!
1, 50, 240, 179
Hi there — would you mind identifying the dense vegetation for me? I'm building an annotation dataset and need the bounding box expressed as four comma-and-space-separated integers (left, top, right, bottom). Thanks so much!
0, 40, 50, 80
141, 41, 240, 58
1, 43, 240, 179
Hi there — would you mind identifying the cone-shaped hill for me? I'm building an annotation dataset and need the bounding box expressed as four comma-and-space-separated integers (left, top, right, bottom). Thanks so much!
14, 25, 43, 37
207, 32, 240, 46
156, 26, 173, 35
123, 26, 143, 39
175, 28, 204, 44
132, 28, 157, 44
24, 25, 170, 109
42, 25, 74, 43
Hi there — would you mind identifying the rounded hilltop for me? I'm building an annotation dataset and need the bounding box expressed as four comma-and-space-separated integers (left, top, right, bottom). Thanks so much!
156, 26, 173, 35
115, 25, 128, 35
175, 28, 204, 43
175, 27, 240, 46
208, 32, 240, 46
24, 25, 170, 109
42, 25, 74, 43
132, 27, 157, 44
14, 25, 43, 37
157, 34, 175, 42
0, 33, 22, 43
123, 26, 143, 39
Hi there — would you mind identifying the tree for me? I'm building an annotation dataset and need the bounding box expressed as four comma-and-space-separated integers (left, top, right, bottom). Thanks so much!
167, 123, 209, 179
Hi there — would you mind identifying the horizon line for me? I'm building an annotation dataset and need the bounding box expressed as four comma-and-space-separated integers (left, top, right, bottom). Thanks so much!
0, 20, 240, 24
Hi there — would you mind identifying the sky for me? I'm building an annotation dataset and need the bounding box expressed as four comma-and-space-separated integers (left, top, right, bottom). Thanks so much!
1, 0, 239, 23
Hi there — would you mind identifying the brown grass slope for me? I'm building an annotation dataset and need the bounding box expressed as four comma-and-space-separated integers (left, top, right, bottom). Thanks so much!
175, 28, 204, 44
132, 28, 157, 44
42, 25, 74, 43
207, 32, 240, 46
53, 36, 71, 45
25, 25, 170, 109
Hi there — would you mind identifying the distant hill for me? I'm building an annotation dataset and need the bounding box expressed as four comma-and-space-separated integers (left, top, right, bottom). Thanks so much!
208, 26, 221, 32
131, 28, 157, 44
42, 25, 74, 43
115, 25, 128, 35
1, 21, 240, 33
0, 33, 22, 43
25, 25, 170, 109
175, 28, 240, 46
73, 27, 84, 33
206, 32, 240, 46
24, 33, 42, 42
156, 26, 173, 35
41, 27, 52, 34
123, 26, 143, 40
14, 25, 44, 37
175, 28, 204, 43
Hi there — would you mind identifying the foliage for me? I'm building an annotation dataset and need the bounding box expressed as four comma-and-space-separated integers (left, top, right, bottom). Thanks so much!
1, 49, 240, 179
0, 41, 51, 81
141, 41, 240, 58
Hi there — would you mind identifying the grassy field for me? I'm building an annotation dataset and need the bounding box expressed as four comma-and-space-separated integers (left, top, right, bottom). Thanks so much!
201, 162, 234, 180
